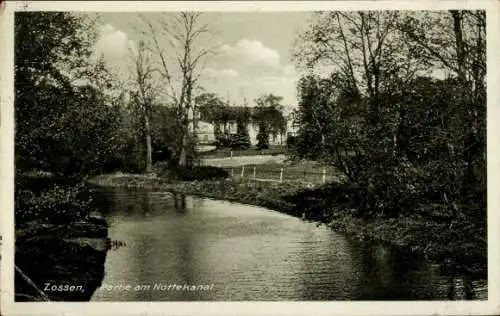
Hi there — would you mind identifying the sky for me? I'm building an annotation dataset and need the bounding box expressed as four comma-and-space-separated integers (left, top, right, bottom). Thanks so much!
93, 12, 313, 112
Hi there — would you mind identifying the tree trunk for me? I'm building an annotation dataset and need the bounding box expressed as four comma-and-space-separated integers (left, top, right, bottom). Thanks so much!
178, 133, 188, 166
451, 10, 466, 84
451, 10, 479, 219
178, 116, 188, 166
144, 113, 153, 173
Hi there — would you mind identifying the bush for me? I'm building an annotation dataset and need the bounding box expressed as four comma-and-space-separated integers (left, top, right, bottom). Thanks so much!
15, 180, 92, 225
215, 133, 250, 150
231, 132, 251, 150
215, 133, 230, 149
232, 122, 251, 150
152, 146, 173, 164
256, 128, 270, 150
286, 134, 297, 150
121, 146, 147, 173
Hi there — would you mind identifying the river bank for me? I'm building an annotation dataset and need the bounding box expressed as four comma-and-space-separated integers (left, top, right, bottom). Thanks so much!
88, 173, 487, 279
15, 229, 109, 301
15, 220, 110, 301
15, 173, 110, 301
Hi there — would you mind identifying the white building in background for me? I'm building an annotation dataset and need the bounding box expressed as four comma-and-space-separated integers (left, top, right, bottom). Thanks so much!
190, 105, 293, 148
189, 108, 217, 152
286, 111, 299, 136
212, 121, 286, 146
195, 121, 217, 145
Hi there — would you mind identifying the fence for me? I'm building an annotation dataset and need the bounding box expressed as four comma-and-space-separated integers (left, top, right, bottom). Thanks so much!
220, 165, 340, 185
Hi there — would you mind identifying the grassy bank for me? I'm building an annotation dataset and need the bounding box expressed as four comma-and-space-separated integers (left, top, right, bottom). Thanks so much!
89, 173, 298, 212
89, 172, 486, 278
219, 161, 344, 184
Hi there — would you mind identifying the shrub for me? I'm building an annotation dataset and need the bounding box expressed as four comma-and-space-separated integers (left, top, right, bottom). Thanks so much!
15, 181, 92, 225
215, 133, 250, 150
231, 132, 251, 150
256, 127, 270, 150
231, 122, 251, 150
215, 134, 231, 149
286, 134, 297, 150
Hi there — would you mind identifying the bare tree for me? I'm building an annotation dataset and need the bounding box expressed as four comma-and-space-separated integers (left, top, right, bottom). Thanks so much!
138, 12, 217, 167
293, 11, 421, 102
398, 10, 485, 104
293, 11, 422, 176
129, 40, 158, 173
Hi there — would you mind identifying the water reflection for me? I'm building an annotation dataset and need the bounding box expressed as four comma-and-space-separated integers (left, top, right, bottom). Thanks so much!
90, 187, 487, 301
347, 242, 436, 299
173, 193, 187, 211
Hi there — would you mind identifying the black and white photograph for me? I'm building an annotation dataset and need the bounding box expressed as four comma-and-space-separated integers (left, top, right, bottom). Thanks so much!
0, 1, 498, 315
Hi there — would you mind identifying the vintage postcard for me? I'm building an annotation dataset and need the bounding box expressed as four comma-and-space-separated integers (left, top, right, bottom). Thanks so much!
1, 1, 499, 315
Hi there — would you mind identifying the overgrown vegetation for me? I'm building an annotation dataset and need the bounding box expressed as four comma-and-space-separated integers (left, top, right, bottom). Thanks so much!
15, 12, 119, 233
290, 10, 486, 269
15, 13, 124, 178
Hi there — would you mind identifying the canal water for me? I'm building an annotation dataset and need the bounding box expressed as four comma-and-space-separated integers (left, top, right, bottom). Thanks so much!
90, 187, 487, 301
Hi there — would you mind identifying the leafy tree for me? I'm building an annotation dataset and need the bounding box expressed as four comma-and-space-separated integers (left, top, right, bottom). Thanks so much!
255, 126, 270, 150
196, 93, 227, 122
232, 118, 251, 150
195, 92, 227, 144
15, 12, 123, 178
294, 74, 341, 160
150, 105, 183, 165
252, 94, 287, 150
14, 12, 129, 234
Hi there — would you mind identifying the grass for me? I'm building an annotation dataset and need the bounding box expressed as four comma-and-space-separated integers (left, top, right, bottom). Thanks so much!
221, 160, 346, 184
199, 145, 287, 158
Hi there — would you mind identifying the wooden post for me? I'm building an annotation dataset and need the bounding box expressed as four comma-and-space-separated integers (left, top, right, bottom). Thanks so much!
322, 169, 326, 184
230, 150, 233, 158
231, 168, 234, 178
253, 166, 256, 180
241, 165, 245, 178
180, 193, 186, 209
280, 168, 283, 183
